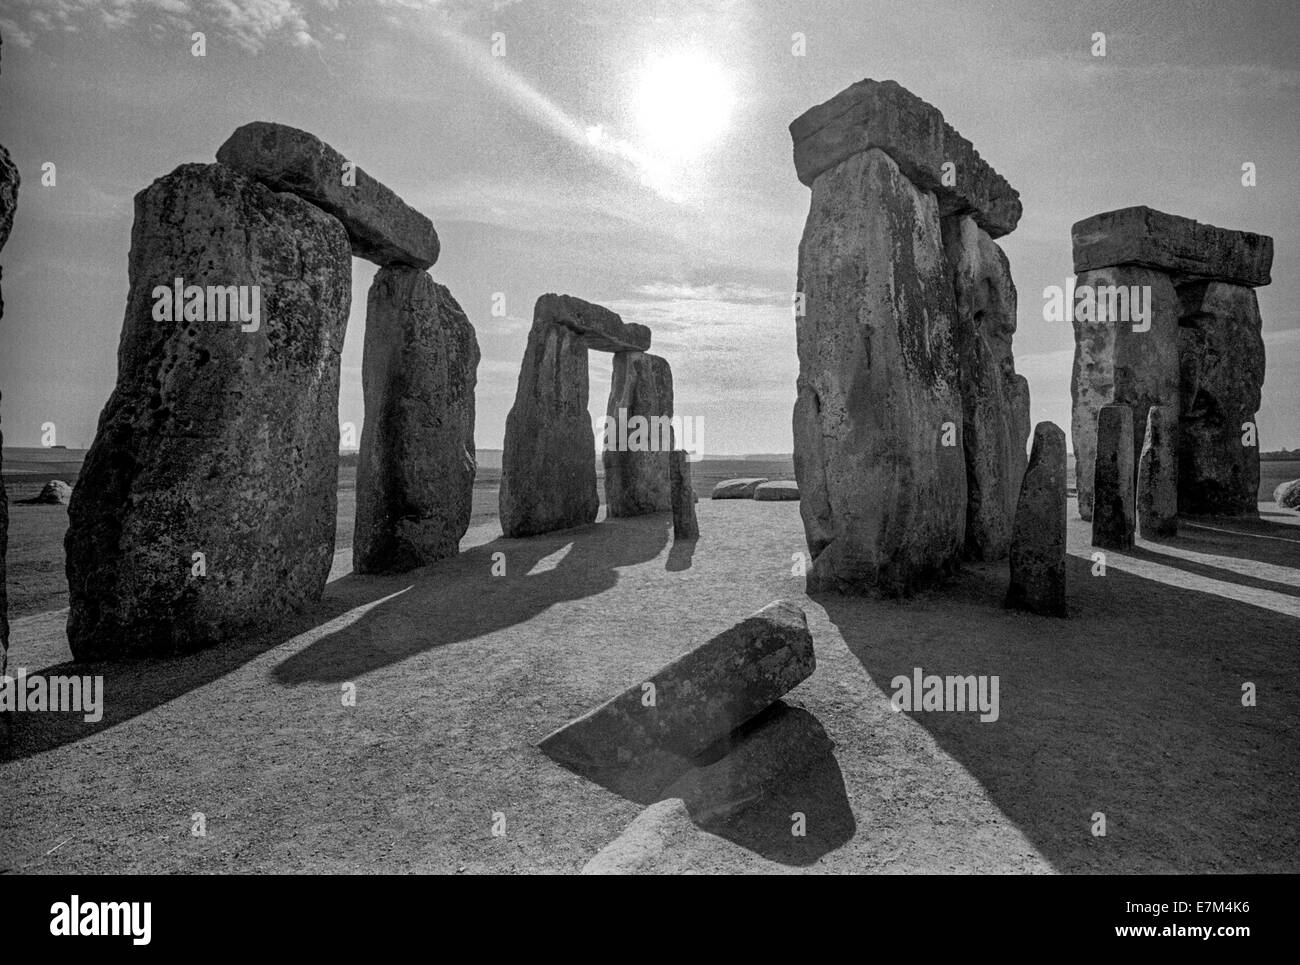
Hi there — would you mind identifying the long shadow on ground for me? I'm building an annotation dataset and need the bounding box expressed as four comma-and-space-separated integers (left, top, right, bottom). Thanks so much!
822, 527, 1300, 873
545, 701, 855, 867
274, 515, 670, 685
3, 516, 671, 762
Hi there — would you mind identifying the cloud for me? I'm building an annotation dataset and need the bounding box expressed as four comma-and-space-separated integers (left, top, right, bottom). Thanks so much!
631, 281, 789, 304
0, 17, 36, 46
3, 0, 331, 52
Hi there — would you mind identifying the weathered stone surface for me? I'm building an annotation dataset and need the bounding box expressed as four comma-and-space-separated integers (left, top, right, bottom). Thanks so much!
535, 293, 650, 353
1072, 206, 1273, 287
1006, 422, 1067, 617
943, 214, 1030, 559
0, 140, 17, 679
793, 147, 966, 595
538, 600, 815, 773
1274, 480, 1300, 509
669, 450, 699, 540
500, 298, 599, 538
711, 478, 768, 500
65, 163, 352, 660
1070, 266, 1181, 519
216, 121, 439, 269
1137, 405, 1178, 537
354, 266, 479, 573
754, 481, 800, 501
602, 352, 673, 517
790, 79, 1022, 237
25, 480, 72, 505
1092, 405, 1135, 550
0, 143, 17, 254
1177, 282, 1265, 516
0, 390, 6, 682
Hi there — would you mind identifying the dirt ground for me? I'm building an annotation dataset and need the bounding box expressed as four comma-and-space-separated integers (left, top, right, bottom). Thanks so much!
2, 485, 1297, 874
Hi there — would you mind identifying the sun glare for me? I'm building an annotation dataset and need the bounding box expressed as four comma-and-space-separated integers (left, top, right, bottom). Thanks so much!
633, 51, 735, 161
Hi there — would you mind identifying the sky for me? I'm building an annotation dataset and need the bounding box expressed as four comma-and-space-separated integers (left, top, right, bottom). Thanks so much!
0, 0, 1297, 455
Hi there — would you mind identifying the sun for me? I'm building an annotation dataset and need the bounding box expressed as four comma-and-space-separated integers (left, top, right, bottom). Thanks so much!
632, 51, 735, 161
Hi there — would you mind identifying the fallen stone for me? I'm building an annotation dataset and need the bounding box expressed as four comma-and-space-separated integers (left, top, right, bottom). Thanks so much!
793, 147, 966, 595
354, 266, 479, 573
711, 478, 768, 499
65, 163, 352, 660
216, 121, 439, 268
1137, 405, 1178, 537
1092, 404, 1136, 550
25, 480, 72, 505
1072, 206, 1273, 287
500, 297, 600, 537
669, 450, 699, 540
538, 600, 815, 775
753, 481, 800, 501
943, 214, 1030, 559
602, 352, 673, 517
1274, 480, 1300, 510
790, 79, 1022, 237
1006, 422, 1068, 617
1177, 282, 1264, 516
536, 293, 650, 354
1070, 266, 1181, 519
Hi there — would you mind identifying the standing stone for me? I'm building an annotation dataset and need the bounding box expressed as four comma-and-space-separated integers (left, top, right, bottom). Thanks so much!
792, 147, 966, 595
65, 163, 352, 660
1070, 266, 1181, 519
538, 600, 815, 774
602, 352, 673, 517
1176, 282, 1265, 516
1006, 422, 1067, 617
943, 214, 1030, 560
1137, 405, 1178, 537
669, 450, 699, 540
216, 122, 440, 269
1092, 404, 1135, 550
500, 300, 599, 538
0, 139, 17, 679
354, 266, 480, 573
